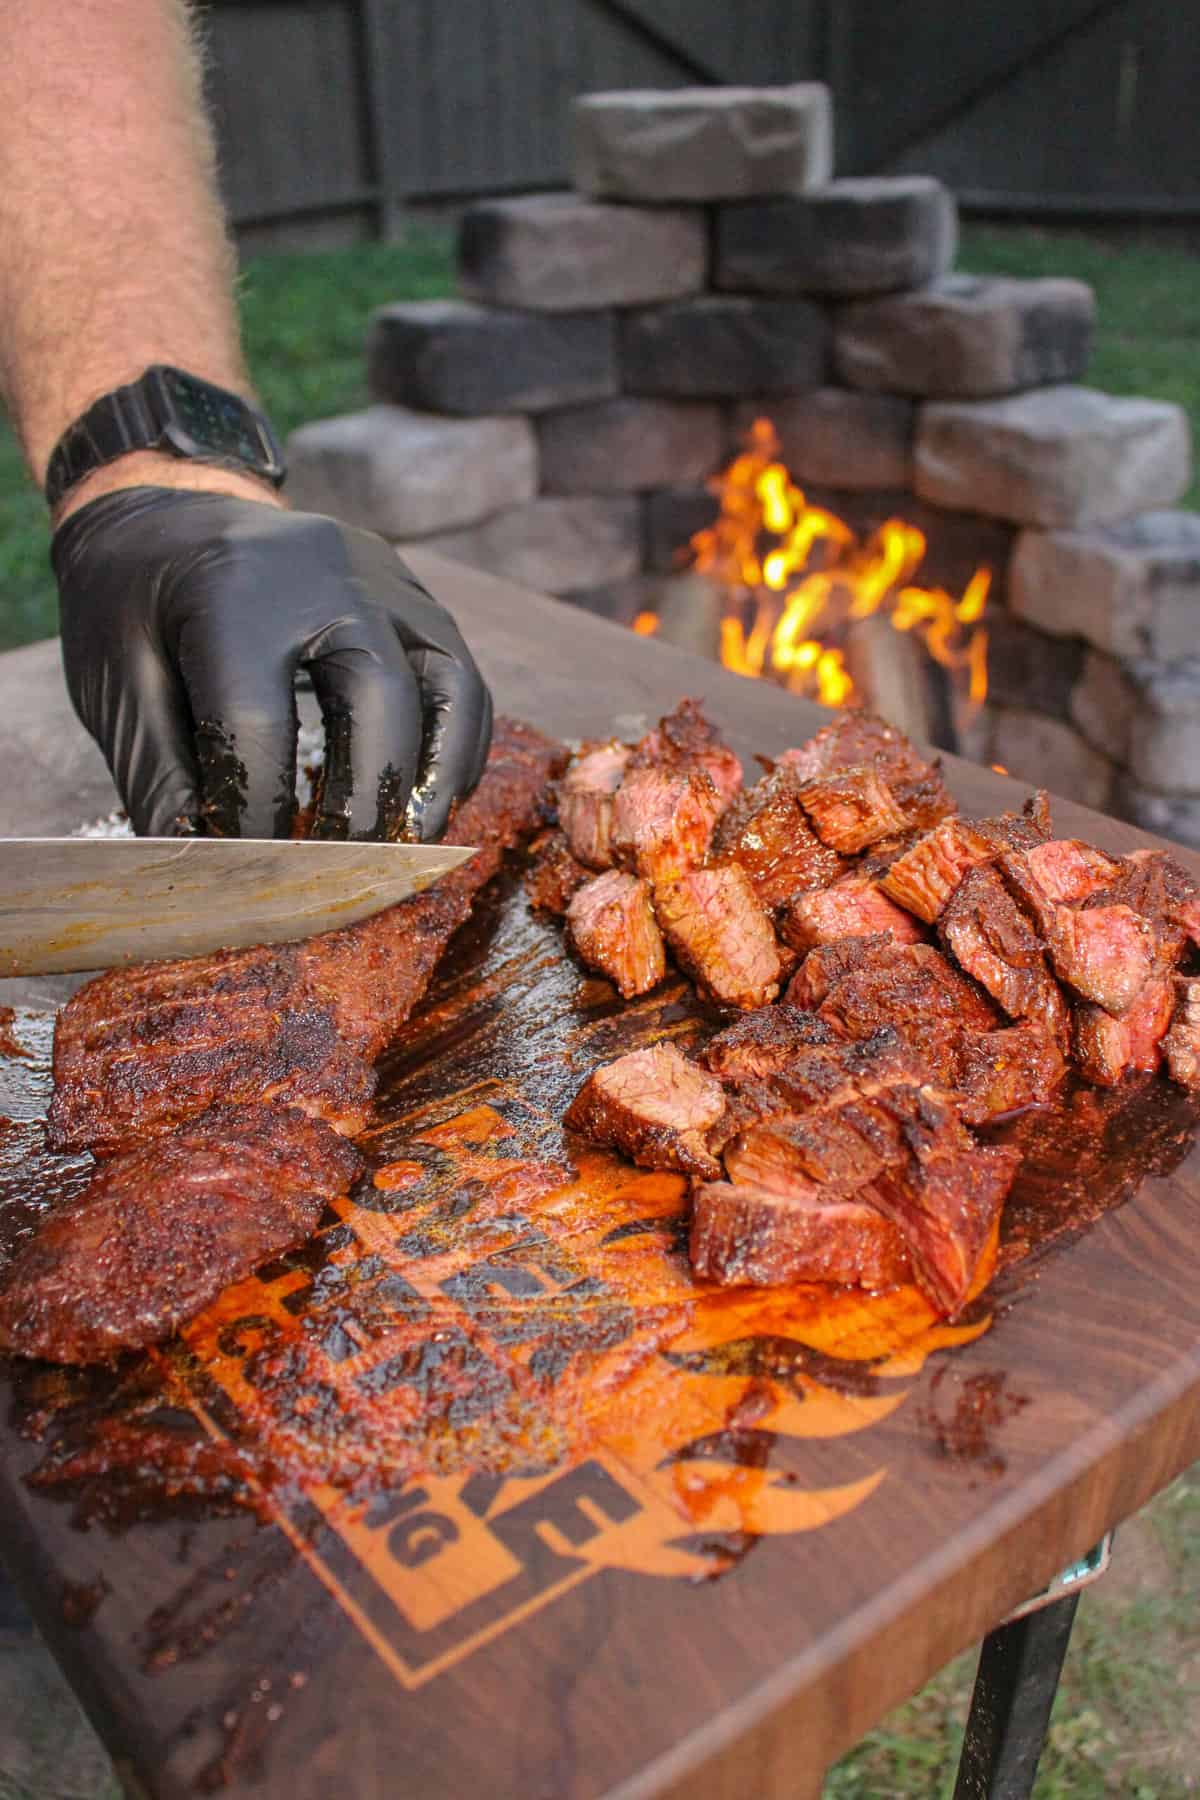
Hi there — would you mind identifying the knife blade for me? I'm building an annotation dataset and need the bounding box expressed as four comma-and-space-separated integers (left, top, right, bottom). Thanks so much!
0, 837, 480, 975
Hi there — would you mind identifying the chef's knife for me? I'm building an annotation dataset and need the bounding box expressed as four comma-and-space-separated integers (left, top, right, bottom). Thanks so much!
0, 837, 479, 975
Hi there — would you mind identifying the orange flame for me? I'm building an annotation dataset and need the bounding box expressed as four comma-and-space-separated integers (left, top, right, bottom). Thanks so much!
668, 418, 990, 714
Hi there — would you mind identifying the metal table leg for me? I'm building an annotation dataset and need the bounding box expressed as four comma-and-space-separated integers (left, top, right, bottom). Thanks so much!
952, 1590, 1080, 1800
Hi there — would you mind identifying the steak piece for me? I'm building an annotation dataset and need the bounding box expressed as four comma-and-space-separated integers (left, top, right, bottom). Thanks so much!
939, 867, 1070, 1049
1074, 976, 1175, 1086
779, 875, 926, 953
653, 864, 781, 1009
631, 697, 743, 810
566, 871, 666, 999
700, 1004, 834, 1081
610, 765, 723, 884
558, 741, 631, 869
713, 767, 846, 909
1164, 976, 1200, 1089
880, 816, 996, 923
724, 1099, 905, 1195
871, 1136, 1019, 1317
778, 711, 956, 831
564, 1043, 725, 1179
0, 1104, 361, 1364
524, 830, 591, 916
795, 766, 908, 854
813, 940, 998, 1085
1042, 904, 1158, 1017
690, 1181, 912, 1289
49, 719, 561, 1155
785, 934, 893, 1010
1127, 848, 1200, 948
1023, 839, 1121, 903
956, 1023, 1066, 1125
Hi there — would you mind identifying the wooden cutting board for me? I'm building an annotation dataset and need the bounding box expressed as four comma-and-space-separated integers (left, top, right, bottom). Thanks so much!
0, 559, 1199, 1799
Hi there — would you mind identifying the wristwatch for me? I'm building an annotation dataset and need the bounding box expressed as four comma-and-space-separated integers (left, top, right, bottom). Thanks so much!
44, 365, 287, 509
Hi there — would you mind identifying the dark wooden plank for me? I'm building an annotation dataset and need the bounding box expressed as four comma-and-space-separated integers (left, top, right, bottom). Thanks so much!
2, 567, 1200, 1799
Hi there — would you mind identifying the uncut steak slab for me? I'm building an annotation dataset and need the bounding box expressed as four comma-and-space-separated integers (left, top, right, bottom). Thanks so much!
48, 719, 561, 1155
0, 1104, 361, 1364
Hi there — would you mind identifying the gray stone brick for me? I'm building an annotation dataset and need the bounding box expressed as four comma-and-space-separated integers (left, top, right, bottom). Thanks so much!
1126, 663, 1200, 793
987, 707, 1113, 811
572, 85, 832, 203
286, 407, 538, 538
914, 388, 1191, 528
835, 276, 1095, 398
729, 389, 914, 490
643, 486, 721, 574
1069, 649, 1137, 765
457, 192, 707, 311
1009, 511, 1200, 661
985, 611, 1084, 721
620, 296, 829, 399
407, 496, 641, 597
538, 398, 723, 495
367, 300, 616, 415
1113, 776, 1200, 849
715, 178, 957, 298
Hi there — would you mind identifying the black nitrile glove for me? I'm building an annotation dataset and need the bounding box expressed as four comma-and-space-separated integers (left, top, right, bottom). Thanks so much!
52, 487, 493, 840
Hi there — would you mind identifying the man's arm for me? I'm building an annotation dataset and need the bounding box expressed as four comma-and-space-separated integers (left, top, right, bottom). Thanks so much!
0, 0, 276, 517
0, 1, 492, 840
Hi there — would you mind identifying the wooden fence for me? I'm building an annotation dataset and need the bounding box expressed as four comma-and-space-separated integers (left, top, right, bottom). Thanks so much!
203, 0, 1200, 249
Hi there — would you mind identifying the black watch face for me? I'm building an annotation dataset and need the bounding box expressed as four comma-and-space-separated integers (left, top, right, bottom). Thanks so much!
160, 368, 279, 472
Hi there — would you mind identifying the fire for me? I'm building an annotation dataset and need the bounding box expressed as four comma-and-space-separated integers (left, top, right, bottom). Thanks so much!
681, 418, 990, 715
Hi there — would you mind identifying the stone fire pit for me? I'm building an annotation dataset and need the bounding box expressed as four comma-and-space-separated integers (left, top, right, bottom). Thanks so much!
287, 83, 1200, 845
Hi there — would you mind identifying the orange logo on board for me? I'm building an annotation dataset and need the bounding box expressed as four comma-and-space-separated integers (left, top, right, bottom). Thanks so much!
180, 1087, 986, 1689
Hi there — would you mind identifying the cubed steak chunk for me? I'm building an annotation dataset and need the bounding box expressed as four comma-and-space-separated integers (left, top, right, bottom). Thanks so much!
632, 697, 743, 810
780, 875, 926, 953
1023, 839, 1121, 903
940, 867, 1069, 1049
785, 934, 893, 1010
524, 830, 591, 916
956, 1023, 1066, 1125
700, 1005, 834, 1081
880, 817, 995, 923
795, 766, 908, 854
566, 871, 666, 999
778, 711, 956, 831
0, 1104, 362, 1364
1042, 904, 1158, 1017
653, 865, 781, 1009
611, 765, 723, 884
564, 1043, 725, 1179
812, 940, 998, 1084
1162, 976, 1200, 1090
724, 1100, 905, 1195
870, 1124, 1021, 1317
691, 1182, 912, 1289
1127, 849, 1200, 948
713, 768, 846, 909
558, 741, 632, 870
1074, 975, 1175, 1086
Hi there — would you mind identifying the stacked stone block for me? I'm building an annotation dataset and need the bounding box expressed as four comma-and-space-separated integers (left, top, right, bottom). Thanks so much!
286, 83, 1200, 843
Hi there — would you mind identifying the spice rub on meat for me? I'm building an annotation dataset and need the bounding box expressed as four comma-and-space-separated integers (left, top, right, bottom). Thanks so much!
49, 718, 562, 1156
565, 1043, 725, 1180
713, 767, 847, 910
0, 1105, 361, 1364
691, 1182, 912, 1289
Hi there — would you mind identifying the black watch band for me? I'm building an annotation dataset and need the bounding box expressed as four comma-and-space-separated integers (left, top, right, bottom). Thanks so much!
44, 365, 287, 510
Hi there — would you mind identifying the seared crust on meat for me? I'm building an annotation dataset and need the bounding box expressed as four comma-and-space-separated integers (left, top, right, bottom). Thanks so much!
565, 1043, 725, 1179
654, 865, 781, 1010
795, 766, 908, 854
690, 1182, 911, 1289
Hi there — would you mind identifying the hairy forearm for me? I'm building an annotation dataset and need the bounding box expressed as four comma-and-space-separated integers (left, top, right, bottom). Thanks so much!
0, 0, 273, 511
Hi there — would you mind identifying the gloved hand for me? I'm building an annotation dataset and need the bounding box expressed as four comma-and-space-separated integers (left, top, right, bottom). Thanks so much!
52, 487, 492, 840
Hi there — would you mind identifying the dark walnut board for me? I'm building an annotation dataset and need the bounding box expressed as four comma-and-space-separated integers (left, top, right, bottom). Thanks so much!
1, 553, 1200, 1800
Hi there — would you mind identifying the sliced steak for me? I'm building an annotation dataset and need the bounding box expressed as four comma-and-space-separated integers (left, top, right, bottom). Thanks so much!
871, 1137, 1019, 1317
690, 1181, 912, 1289
795, 765, 908, 854
564, 1043, 725, 1179
654, 864, 781, 1010
724, 1099, 905, 1195
777, 711, 956, 831
879, 817, 996, 924
524, 830, 591, 916
700, 1004, 834, 1081
611, 764, 723, 884
1074, 975, 1175, 1086
0, 1104, 362, 1364
1164, 976, 1200, 1089
780, 875, 927, 953
566, 871, 666, 999
558, 741, 632, 870
1042, 904, 1158, 1017
956, 1023, 1066, 1125
714, 767, 847, 909
940, 866, 1070, 1049
1023, 839, 1121, 903
631, 697, 743, 810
